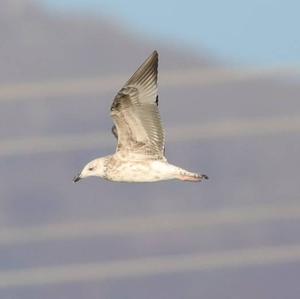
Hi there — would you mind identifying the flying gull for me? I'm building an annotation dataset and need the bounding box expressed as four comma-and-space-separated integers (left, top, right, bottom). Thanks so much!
73, 51, 208, 183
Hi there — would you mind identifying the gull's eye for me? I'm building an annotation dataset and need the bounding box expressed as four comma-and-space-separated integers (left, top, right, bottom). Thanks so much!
88, 166, 94, 171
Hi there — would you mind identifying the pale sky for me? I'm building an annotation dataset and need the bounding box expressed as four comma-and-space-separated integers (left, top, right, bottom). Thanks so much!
43, 0, 300, 66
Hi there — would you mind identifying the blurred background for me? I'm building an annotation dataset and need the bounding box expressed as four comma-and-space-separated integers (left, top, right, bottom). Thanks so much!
0, 0, 300, 298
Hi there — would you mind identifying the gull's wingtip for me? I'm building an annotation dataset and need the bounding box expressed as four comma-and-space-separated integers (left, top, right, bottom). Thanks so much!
149, 50, 158, 60
152, 50, 158, 65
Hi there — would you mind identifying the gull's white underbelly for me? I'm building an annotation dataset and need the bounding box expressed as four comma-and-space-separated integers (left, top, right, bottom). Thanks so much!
106, 160, 180, 182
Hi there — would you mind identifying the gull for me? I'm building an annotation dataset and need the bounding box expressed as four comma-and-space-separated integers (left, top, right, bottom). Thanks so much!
73, 51, 208, 183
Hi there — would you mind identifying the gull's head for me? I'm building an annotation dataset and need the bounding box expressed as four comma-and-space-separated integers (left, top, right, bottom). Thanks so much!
73, 158, 107, 183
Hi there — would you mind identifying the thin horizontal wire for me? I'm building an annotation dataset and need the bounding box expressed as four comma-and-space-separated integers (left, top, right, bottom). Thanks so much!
0, 202, 299, 246
1, 115, 299, 157
0, 244, 300, 288
0, 66, 298, 103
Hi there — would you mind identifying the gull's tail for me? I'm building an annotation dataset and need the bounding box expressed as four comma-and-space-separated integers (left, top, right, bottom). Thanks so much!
177, 169, 209, 182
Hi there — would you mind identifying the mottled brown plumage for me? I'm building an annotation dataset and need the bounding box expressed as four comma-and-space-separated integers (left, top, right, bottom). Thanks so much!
73, 51, 208, 183
110, 51, 164, 160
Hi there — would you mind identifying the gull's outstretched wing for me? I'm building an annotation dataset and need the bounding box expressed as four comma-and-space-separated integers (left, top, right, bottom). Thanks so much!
110, 51, 165, 159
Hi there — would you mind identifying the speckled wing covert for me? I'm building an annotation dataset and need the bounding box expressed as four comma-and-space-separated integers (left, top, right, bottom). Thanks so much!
110, 51, 165, 159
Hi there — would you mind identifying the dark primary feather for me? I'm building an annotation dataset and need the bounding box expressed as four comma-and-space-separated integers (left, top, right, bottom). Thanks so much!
110, 51, 165, 159
111, 125, 118, 139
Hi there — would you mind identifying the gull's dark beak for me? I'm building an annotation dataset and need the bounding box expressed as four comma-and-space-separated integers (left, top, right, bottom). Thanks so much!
73, 173, 82, 183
